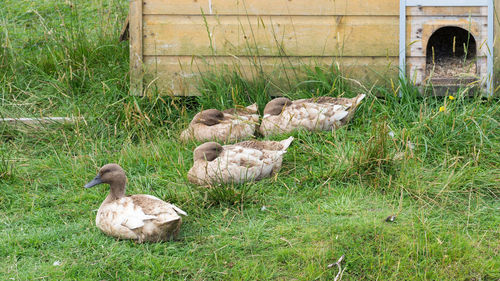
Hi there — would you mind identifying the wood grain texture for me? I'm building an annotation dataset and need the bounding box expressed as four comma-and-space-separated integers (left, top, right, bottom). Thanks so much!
407, 6, 486, 17
142, 56, 398, 95
142, 15, 399, 57
129, 0, 143, 95
131, 0, 500, 95
142, 0, 399, 16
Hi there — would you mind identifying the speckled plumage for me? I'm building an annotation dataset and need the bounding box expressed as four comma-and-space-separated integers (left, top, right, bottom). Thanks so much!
180, 104, 259, 143
85, 164, 187, 243
259, 94, 365, 136
188, 137, 294, 185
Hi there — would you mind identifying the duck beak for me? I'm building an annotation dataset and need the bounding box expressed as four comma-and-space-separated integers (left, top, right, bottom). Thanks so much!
84, 175, 102, 188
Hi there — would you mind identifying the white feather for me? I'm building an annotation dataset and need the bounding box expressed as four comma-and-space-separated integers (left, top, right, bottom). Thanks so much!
171, 204, 188, 216
333, 111, 349, 121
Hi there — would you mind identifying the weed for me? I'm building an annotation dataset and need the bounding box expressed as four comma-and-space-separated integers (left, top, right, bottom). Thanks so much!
202, 183, 255, 207
0, 1, 498, 280
0, 148, 15, 182
349, 120, 396, 186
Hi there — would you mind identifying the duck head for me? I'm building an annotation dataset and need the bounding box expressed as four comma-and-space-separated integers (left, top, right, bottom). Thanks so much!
263, 98, 292, 116
194, 109, 224, 126
193, 142, 223, 161
85, 164, 127, 199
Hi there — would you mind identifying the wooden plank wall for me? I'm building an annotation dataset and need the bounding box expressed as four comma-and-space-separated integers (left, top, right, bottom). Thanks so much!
131, 0, 499, 95
136, 0, 400, 95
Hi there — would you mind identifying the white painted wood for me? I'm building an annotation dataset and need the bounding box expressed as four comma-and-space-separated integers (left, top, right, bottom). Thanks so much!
0, 117, 83, 125
406, 0, 488, 6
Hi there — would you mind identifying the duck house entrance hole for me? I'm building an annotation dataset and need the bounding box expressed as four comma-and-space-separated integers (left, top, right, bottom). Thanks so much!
426, 26, 477, 85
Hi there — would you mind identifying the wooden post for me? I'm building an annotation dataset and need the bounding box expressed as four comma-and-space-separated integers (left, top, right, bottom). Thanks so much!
0, 117, 84, 126
130, 0, 143, 96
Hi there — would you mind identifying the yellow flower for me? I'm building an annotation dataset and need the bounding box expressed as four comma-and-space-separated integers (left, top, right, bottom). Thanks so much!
439, 106, 445, 112
448, 95, 455, 100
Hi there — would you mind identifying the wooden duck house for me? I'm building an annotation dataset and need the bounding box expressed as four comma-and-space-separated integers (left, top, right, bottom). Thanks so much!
402, 0, 497, 95
126, 0, 499, 96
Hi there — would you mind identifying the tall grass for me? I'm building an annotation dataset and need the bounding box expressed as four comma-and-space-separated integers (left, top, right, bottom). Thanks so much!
0, 1, 499, 280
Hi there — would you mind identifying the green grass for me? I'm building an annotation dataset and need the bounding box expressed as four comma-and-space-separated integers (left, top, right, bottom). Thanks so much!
1, 1, 499, 280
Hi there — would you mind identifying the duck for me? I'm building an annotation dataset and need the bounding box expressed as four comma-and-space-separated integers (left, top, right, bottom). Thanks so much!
180, 103, 259, 143
187, 136, 294, 185
259, 94, 366, 136
84, 164, 187, 243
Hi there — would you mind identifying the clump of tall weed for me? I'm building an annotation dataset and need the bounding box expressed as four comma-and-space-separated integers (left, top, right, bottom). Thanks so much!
296, 63, 350, 97
201, 183, 255, 208
0, 148, 16, 182
196, 69, 274, 112
345, 121, 397, 187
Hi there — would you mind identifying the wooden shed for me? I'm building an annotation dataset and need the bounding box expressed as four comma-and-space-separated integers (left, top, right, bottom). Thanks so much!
127, 0, 500, 96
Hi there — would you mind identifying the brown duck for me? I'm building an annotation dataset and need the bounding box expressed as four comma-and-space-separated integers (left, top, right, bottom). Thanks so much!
84, 164, 187, 242
187, 137, 294, 185
259, 94, 365, 136
180, 104, 259, 143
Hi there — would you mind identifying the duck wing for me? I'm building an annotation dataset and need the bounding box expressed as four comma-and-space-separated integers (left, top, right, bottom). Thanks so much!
198, 145, 273, 184
260, 96, 365, 136
302, 95, 364, 108
95, 197, 156, 240
130, 195, 186, 223
235, 136, 294, 151
302, 96, 345, 104
283, 101, 348, 130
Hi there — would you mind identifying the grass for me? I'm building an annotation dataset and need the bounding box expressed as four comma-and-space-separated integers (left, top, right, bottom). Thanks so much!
1, 0, 499, 280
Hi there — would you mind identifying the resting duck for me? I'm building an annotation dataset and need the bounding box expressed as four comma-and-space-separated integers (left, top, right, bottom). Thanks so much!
84, 164, 187, 243
187, 137, 294, 185
180, 104, 259, 143
259, 94, 366, 136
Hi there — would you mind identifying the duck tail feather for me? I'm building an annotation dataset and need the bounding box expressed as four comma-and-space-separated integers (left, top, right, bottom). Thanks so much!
355, 94, 366, 106
172, 204, 188, 216
279, 136, 294, 150
246, 103, 258, 113
180, 129, 191, 142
